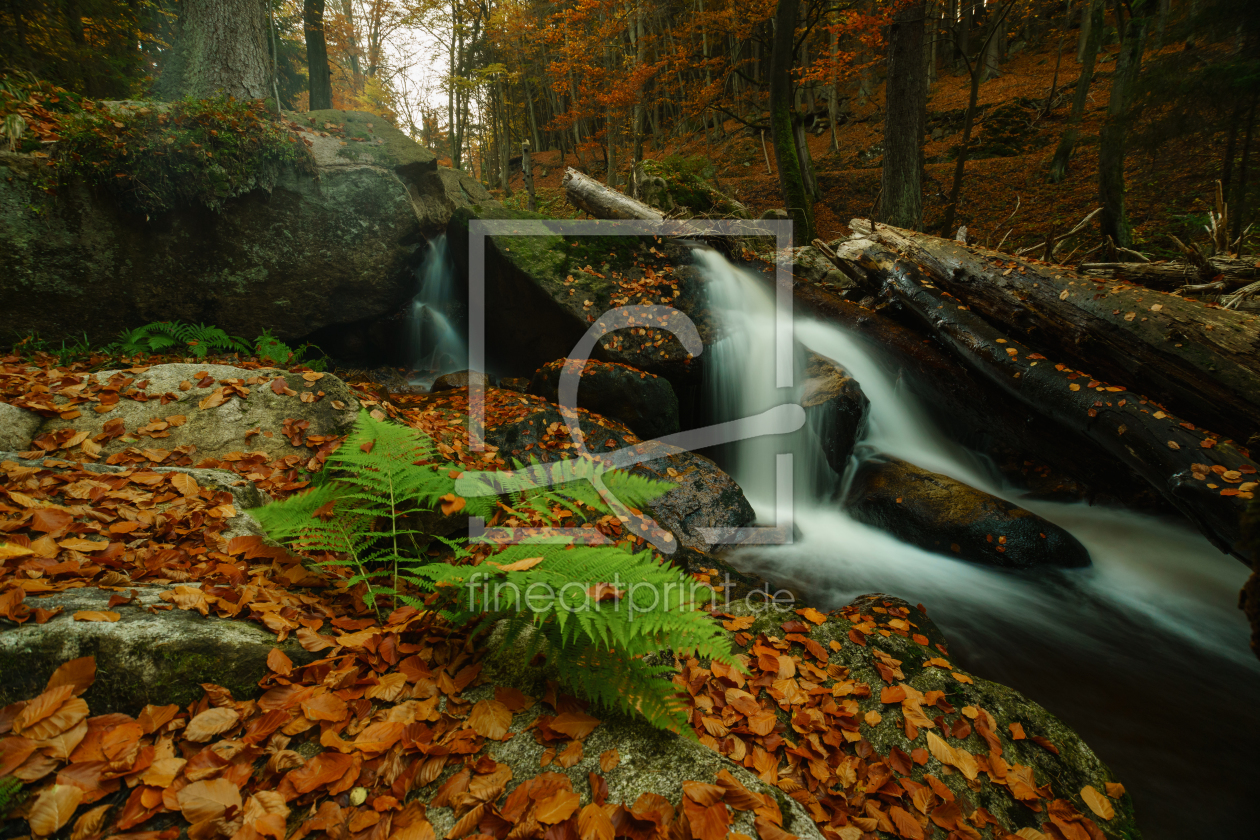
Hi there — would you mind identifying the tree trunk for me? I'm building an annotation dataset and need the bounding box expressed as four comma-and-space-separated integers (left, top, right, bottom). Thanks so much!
770, 0, 815, 243
850, 220, 1260, 446
1099, 2, 1152, 248
304, 0, 333, 111
522, 142, 537, 212
563, 167, 663, 220
1231, 96, 1257, 244
1049, 0, 1104, 183
156, 0, 271, 101
880, 0, 927, 229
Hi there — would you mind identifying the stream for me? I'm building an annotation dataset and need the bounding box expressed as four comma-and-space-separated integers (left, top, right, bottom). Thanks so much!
697, 250, 1260, 839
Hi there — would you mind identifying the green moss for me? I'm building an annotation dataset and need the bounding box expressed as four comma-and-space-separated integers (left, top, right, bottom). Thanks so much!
54, 97, 313, 215
302, 109, 436, 175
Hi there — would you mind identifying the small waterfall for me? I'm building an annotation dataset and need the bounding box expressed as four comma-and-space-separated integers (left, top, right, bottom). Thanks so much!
695, 249, 1260, 839
408, 236, 467, 390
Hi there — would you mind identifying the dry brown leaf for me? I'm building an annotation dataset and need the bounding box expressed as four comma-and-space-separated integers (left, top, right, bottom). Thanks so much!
46, 657, 96, 697
599, 749, 620, 773
1080, 786, 1114, 821
184, 707, 240, 742
550, 711, 600, 740
70, 803, 112, 840
178, 778, 242, 824
72, 611, 120, 623
266, 648, 293, 676
536, 790, 580, 824
577, 803, 614, 840
29, 783, 85, 836
1104, 782, 1126, 799
13, 686, 73, 736
492, 556, 543, 572
170, 473, 199, 498
1015, 829, 1050, 840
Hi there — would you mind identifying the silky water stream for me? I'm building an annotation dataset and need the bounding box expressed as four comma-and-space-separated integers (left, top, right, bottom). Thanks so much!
695, 249, 1260, 838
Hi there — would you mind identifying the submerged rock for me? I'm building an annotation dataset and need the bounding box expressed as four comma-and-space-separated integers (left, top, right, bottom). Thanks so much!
844, 454, 1090, 568
800, 351, 869, 473
26, 363, 359, 464
528, 358, 680, 440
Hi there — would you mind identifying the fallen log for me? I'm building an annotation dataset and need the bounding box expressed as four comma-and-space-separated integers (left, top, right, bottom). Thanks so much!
1078, 257, 1259, 291
849, 219, 1260, 445
875, 253, 1258, 565
563, 167, 664, 221
774, 260, 1171, 508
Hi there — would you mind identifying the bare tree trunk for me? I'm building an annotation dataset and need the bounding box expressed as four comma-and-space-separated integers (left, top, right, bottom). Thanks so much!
522, 142, 537, 212
304, 0, 333, 111
1232, 96, 1257, 244
1099, 2, 1151, 248
770, 0, 815, 242
1049, 0, 1103, 182
881, 0, 927, 229
156, 0, 270, 101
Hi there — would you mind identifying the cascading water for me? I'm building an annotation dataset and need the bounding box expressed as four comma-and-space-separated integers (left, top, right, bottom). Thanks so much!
408, 235, 467, 389
697, 250, 1260, 839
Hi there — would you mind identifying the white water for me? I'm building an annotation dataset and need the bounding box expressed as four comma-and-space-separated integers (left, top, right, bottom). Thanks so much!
696, 250, 1260, 837
408, 236, 467, 389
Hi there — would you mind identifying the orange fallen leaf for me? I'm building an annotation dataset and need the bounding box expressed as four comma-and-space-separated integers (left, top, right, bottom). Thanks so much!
28, 783, 84, 836
1080, 785, 1114, 820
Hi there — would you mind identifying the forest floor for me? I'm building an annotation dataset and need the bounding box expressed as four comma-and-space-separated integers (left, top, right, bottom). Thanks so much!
502, 37, 1236, 260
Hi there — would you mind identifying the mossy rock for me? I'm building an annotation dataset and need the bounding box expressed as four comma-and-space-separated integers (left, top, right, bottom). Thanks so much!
301, 109, 436, 180
0, 586, 319, 714
446, 205, 714, 392
634, 156, 749, 218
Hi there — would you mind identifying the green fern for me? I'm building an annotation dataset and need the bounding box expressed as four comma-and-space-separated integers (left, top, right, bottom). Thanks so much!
251, 410, 739, 733
109, 321, 252, 358
0, 776, 24, 820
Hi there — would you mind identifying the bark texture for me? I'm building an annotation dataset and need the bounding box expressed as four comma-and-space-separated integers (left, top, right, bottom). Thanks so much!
304, 0, 333, 111
879, 0, 927, 229
769, 0, 815, 243
157, 0, 271, 101
1098, 2, 1151, 247
563, 167, 663, 220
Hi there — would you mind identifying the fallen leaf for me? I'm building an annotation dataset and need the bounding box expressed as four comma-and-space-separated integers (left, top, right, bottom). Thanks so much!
29, 783, 84, 836
185, 707, 240, 742
467, 699, 513, 740
1080, 786, 1114, 820
72, 611, 121, 623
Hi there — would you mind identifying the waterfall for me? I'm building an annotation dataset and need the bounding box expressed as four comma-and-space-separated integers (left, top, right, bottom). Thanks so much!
408, 235, 467, 390
696, 250, 1260, 839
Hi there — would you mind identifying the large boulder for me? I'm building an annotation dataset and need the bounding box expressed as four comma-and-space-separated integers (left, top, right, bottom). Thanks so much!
0, 586, 320, 713
410, 387, 754, 554
844, 455, 1091, 568
800, 351, 869, 474
528, 358, 680, 440
446, 206, 715, 398
0, 402, 40, 451
0, 109, 491, 347
15, 363, 359, 464
714, 593, 1139, 840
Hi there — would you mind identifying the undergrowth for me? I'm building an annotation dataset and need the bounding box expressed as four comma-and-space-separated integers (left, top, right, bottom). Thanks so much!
54, 97, 311, 215
251, 410, 738, 732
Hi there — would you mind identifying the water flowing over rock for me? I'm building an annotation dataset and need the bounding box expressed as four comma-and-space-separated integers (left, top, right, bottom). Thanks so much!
844, 455, 1091, 568
0, 111, 491, 347
800, 351, 869, 474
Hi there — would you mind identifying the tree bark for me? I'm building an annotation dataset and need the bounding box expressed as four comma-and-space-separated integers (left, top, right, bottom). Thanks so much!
563, 167, 664, 220
1098, 1, 1152, 248
850, 220, 1260, 445
770, 0, 815, 243
304, 0, 333, 111
156, 0, 271, 101
522, 141, 537, 212
880, 0, 927, 230
1049, 0, 1104, 183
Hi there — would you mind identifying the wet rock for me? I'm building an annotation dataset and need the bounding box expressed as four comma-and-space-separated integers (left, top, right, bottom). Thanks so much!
446, 205, 713, 394
528, 358, 679, 440
0, 402, 40, 451
0, 586, 319, 714
498, 377, 531, 393
800, 352, 869, 473
411, 388, 754, 554
430, 369, 498, 393
844, 455, 1090, 568
29, 364, 359, 464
